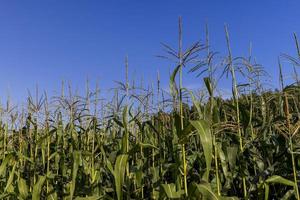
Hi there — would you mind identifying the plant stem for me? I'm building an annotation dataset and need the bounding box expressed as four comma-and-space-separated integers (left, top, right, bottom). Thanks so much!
225, 25, 247, 198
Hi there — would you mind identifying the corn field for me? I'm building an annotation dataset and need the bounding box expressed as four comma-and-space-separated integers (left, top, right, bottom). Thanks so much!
1, 20, 300, 199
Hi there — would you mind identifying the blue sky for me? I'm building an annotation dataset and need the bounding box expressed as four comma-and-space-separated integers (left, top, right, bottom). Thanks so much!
0, 0, 300, 103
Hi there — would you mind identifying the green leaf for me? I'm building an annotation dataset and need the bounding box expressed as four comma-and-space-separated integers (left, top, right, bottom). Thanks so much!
170, 64, 181, 97
219, 197, 239, 200
121, 106, 129, 153
122, 105, 128, 131
4, 162, 16, 192
150, 166, 160, 184
0, 193, 10, 199
189, 182, 238, 200
280, 190, 295, 200
18, 177, 29, 199
226, 146, 238, 172
204, 77, 213, 97
265, 175, 295, 187
32, 175, 46, 200
217, 143, 229, 180
135, 169, 143, 188
264, 175, 296, 200
176, 119, 194, 144
161, 183, 184, 199
0, 154, 14, 177
195, 182, 219, 200
106, 159, 114, 175
74, 196, 101, 200
184, 88, 202, 117
113, 154, 128, 200
113, 118, 124, 128
264, 183, 269, 200
191, 120, 212, 181
70, 150, 81, 199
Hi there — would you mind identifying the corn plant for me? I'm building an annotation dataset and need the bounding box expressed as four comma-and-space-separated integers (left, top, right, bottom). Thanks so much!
0, 19, 300, 200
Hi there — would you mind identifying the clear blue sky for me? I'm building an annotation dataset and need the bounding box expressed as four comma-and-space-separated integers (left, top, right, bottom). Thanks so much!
0, 0, 300, 103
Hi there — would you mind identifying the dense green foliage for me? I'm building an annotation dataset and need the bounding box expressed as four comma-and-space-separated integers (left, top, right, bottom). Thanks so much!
1, 21, 300, 199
